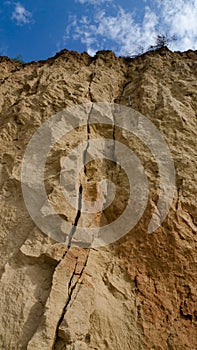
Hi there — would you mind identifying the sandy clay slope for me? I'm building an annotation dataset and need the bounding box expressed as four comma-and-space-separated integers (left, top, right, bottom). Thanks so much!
0, 47, 196, 349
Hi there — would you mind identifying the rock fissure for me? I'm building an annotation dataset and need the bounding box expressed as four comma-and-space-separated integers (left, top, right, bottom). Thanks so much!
67, 102, 94, 247
88, 72, 95, 103
83, 103, 93, 176
111, 106, 116, 164
53, 252, 89, 349
67, 184, 83, 248
52, 258, 78, 349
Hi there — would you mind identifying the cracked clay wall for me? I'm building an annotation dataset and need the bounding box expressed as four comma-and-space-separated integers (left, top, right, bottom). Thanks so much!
0, 48, 196, 349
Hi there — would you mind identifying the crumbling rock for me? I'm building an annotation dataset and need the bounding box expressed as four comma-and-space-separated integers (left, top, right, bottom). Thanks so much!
0, 48, 196, 349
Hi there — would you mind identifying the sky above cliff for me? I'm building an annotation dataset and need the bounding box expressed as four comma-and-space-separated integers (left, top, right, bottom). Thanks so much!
0, 0, 197, 62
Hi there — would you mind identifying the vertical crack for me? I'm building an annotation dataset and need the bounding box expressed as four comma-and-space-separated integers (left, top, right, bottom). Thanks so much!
67, 72, 95, 246
68, 102, 94, 247
88, 72, 95, 103
114, 62, 132, 106
52, 258, 78, 350
52, 252, 89, 350
67, 184, 83, 248
84, 72, 95, 175
83, 103, 93, 176
112, 107, 116, 163
112, 66, 131, 164
52, 72, 95, 348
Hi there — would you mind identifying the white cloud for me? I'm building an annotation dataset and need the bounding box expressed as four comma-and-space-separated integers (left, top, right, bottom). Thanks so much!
155, 0, 197, 50
87, 47, 96, 56
65, 6, 158, 56
76, 0, 112, 4
65, 0, 197, 56
11, 2, 32, 25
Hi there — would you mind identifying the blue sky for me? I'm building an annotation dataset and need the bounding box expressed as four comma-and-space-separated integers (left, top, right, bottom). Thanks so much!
0, 0, 197, 62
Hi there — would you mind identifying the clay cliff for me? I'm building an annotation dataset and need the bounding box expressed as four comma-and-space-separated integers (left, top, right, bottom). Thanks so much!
0, 47, 196, 349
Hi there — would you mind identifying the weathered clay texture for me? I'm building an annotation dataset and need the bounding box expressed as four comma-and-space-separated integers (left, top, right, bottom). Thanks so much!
0, 48, 196, 349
